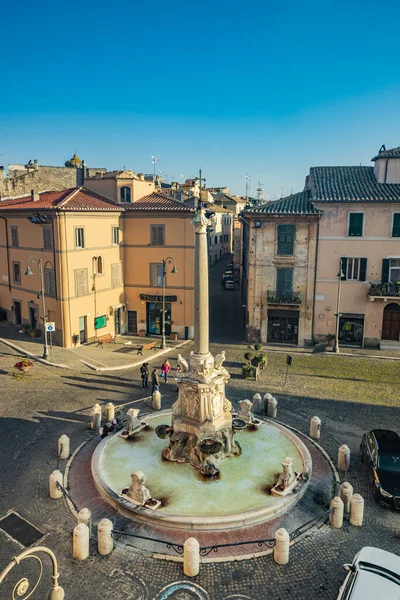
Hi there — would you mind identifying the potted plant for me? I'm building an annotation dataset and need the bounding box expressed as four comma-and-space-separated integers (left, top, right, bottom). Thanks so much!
326, 333, 335, 347
170, 332, 178, 341
242, 363, 257, 379
14, 359, 33, 372
30, 329, 40, 338
138, 319, 146, 337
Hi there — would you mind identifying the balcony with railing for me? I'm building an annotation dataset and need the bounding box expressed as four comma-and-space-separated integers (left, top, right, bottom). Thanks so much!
368, 282, 400, 300
267, 289, 301, 306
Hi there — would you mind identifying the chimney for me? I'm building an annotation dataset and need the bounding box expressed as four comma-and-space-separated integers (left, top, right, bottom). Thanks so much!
82, 159, 87, 180
34, 159, 39, 171
137, 173, 144, 181
31, 189, 40, 202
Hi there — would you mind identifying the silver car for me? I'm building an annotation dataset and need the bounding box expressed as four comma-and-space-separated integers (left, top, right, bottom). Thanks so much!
337, 547, 400, 599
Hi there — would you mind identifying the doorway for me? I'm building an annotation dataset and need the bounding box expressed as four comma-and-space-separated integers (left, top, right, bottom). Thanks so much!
127, 310, 138, 335
14, 301, 22, 326
79, 316, 87, 344
147, 302, 171, 336
114, 308, 121, 335
382, 303, 400, 341
29, 306, 38, 330
338, 314, 364, 346
267, 310, 299, 344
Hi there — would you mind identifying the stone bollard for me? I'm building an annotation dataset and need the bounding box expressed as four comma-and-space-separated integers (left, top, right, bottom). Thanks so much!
184, 537, 200, 577
78, 508, 92, 535
152, 390, 162, 411
58, 434, 70, 460
329, 496, 344, 529
339, 482, 353, 514
73, 523, 89, 560
350, 494, 364, 527
263, 393, 272, 414
49, 470, 63, 499
91, 404, 102, 431
252, 393, 262, 413
106, 402, 115, 422
98, 518, 114, 556
274, 528, 289, 565
338, 444, 350, 471
310, 416, 321, 440
267, 396, 278, 418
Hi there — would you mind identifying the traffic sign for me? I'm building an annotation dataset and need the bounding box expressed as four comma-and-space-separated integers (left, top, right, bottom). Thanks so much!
45, 322, 56, 332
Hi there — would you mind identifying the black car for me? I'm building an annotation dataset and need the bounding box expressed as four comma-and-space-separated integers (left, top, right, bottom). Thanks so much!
360, 429, 400, 509
221, 274, 233, 286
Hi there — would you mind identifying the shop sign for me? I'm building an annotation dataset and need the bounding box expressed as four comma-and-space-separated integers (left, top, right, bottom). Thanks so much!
140, 294, 177, 302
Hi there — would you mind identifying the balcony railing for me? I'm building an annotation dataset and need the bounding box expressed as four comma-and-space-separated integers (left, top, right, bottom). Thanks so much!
267, 290, 301, 305
368, 282, 400, 298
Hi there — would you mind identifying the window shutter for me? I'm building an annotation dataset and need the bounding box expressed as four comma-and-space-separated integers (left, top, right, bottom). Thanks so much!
150, 264, 157, 287
157, 226, 164, 245
340, 257, 347, 280
392, 214, 400, 237
43, 228, 52, 250
382, 259, 390, 283
11, 227, 18, 247
358, 258, 367, 282
151, 226, 158, 245
349, 213, 363, 236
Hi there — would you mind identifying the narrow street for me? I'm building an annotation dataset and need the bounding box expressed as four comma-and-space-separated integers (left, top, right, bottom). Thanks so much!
209, 257, 245, 344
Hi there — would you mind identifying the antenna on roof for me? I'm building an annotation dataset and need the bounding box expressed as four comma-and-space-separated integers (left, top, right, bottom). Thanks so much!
245, 174, 251, 203
151, 155, 159, 179
256, 181, 264, 205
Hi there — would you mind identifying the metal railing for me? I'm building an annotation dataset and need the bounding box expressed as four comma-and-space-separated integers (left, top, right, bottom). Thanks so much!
56, 480, 79, 513
267, 290, 301, 304
111, 530, 184, 555
368, 282, 400, 297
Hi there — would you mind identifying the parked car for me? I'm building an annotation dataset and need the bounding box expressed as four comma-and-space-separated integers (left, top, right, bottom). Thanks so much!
221, 274, 232, 286
225, 267, 233, 274
336, 546, 400, 599
360, 429, 400, 509
224, 279, 235, 290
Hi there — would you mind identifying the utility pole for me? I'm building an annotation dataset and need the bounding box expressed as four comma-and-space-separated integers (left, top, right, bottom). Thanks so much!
151, 156, 159, 179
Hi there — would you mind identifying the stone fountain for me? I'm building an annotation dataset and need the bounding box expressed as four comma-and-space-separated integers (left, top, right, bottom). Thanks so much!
160, 205, 241, 477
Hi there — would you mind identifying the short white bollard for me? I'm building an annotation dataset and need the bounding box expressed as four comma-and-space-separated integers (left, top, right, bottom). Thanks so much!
184, 537, 200, 577
263, 393, 272, 414
350, 494, 364, 527
98, 518, 113, 556
267, 396, 278, 418
252, 393, 262, 413
78, 508, 92, 535
274, 528, 289, 565
329, 496, 344, 529
310, 416, 321, 440
338, 444, 350, 471
91, 404, 102, 431
73, 523, 89, 560
152, 390, 161, 411
49, 470, 63, 499
339, 482, 353, 514
58, 434, 70, 460
106, 402, 115, 422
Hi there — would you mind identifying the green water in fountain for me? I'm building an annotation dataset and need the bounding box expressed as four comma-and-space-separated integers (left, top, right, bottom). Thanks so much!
99, 414, 304, 517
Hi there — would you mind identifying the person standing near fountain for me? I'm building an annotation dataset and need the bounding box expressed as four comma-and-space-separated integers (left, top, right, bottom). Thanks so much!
161, 360, 171, 383
140, 362, 149, 390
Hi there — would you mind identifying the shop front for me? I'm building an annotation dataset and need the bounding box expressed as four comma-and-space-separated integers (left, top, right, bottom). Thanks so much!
267, 310, 299, 344
140, 294, 176, 337
338, 314, 364, 346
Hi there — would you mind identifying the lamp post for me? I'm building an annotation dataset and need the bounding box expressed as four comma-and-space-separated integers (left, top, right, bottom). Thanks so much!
161, 257, 178, 349
333, 259, 344, 354
0, 546, 65, 599
25, 256, 51, 359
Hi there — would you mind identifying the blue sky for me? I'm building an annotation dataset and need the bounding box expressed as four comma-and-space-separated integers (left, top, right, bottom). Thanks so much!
1, 0, 399, 198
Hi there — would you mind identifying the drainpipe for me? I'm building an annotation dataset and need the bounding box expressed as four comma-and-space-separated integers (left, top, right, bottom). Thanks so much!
0, 216, 11, 291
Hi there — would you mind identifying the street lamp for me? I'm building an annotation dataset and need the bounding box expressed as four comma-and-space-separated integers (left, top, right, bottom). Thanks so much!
0, 546, 65, 599
333, 259, 345, 354
161, 257, 178, 349
25, 256, 51, 359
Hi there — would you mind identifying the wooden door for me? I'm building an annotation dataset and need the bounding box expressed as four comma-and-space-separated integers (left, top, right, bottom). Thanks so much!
127, 311, 137, 334
382, 304, 400, 340
14, 301, 21, 325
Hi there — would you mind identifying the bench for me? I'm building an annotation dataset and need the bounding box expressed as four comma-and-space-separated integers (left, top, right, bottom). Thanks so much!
96, 333, 117, 348
136, 340, 157, 355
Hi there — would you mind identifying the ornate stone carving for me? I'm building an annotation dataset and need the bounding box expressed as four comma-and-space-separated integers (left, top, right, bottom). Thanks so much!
191, 207, 211, 233
127, 471, 151, 505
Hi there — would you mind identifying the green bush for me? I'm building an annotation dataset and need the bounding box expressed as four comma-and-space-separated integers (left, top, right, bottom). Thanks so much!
242, 363, 256, 379
244, 352, 254, 362
254, 343, 263, 351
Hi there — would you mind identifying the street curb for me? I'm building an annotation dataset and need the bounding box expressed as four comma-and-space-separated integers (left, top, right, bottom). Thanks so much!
0, 337, 71, 369
80, 339, 192, 372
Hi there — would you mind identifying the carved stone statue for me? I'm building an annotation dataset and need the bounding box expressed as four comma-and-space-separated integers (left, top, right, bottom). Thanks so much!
271, 457, 298, 497
238, 399, 253, 423
127, 471, 151, 505
214, 350, 226, 370
127, 408, 141, 433
177, 354, 189, 372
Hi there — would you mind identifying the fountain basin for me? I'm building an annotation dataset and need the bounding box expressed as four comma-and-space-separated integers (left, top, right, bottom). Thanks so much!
92, 410, 312, 531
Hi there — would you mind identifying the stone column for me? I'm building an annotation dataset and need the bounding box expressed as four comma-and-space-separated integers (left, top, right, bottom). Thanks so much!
91, 404, 102, 431
339, 482, 353, 514
106, 402, 115, 422
98, 518, 113, 556
58, 435, 70, 460
252, 393, 262, 413
310, 416, 321, 439
338, 445, 350, 471
49, 470, 63, 499
274, 528, 289, 565
152, 390, 161, 410
329, 496, 344, 528
184, 537, 200, 576
78, 508, 92, 535
73, 523, 89, 560
267, 396, 277, 418
350, 494, 364, 526
192, 207, 211, 356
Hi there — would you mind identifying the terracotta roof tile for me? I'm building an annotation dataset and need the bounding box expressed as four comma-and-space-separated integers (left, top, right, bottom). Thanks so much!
371, 145, 400, 161
125, 192, 195, 212
310, 166, 400, 202
245, 190, 320, 215
0, 187, 123, 211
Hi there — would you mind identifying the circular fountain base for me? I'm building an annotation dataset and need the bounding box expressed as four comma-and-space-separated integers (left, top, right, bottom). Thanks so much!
92, 411, 312, 531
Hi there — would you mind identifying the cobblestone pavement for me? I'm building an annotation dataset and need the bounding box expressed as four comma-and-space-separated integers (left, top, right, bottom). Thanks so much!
0, 335, 399, 600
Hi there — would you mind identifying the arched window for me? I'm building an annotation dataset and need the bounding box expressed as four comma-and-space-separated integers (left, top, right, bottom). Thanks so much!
120, 186, 131, 203
97, 255, 104, 274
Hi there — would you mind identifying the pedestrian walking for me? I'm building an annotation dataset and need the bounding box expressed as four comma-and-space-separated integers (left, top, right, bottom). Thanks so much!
151, 368, 160, 394
161, 359, 171, 383
140, 362, 149, 389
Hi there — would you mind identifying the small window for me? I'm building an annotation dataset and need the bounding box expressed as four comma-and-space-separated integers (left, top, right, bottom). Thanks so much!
111, 263, 122, 288
276, 268, 293, 297
120, 186, 131, 203
219, 235, 222, 243
347, 258, 360, 280
112, 227, 120, 245
150, 225, 165, 246
75, 269, 88, 296
11, 226, 19, 248
277, 224, 295, 256
150, 263, 163, 287
341, 257, 367, 281
43, 227, 53, 250
348, 213, 363, 237
97, 256, 104, 274
214, 236, 217, 245
392, 214, 400, 238
75, 228, 85, 248
13, 261, 21, 284
44, 268, 55, 297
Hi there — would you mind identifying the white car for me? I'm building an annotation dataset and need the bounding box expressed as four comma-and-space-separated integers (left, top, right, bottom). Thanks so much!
337, 547, 400, 599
